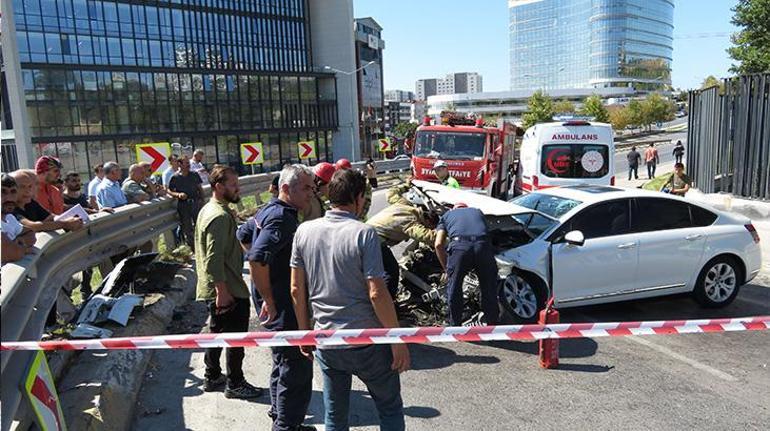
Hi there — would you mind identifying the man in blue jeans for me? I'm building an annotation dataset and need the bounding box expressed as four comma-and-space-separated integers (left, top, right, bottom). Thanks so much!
291, 168, 410, 431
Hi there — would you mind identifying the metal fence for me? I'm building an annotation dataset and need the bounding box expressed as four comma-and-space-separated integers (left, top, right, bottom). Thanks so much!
687, 73, 770, 199
0, 159, 410, 429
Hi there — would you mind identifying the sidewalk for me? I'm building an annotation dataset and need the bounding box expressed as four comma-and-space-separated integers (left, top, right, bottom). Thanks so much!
614, 161, 675, 189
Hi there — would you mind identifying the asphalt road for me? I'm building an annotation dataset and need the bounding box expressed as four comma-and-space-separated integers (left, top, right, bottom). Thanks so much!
132, 127, 769, 430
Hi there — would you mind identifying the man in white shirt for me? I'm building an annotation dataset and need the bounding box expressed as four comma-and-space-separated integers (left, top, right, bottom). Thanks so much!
162, 154, 181, 187
190, 149, 210, 185
1, 174, 35, 263
87, 164, 104, 209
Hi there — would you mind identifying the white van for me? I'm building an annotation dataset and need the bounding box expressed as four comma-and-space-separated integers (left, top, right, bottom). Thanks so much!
517, 121, 615, 192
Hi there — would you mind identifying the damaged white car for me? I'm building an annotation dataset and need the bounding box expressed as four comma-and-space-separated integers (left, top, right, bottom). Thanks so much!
398, 181, 762, 324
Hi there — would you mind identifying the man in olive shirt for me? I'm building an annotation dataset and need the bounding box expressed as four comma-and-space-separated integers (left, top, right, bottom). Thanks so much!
195, 165, 262, 400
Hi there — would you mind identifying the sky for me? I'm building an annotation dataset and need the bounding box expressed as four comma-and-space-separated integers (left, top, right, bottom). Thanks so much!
353, 0, 740, 92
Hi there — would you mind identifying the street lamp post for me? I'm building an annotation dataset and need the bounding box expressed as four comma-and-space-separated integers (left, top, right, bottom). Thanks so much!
322, 60, 377, 160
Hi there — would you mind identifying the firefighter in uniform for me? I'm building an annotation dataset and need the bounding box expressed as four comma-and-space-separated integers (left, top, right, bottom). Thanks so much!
335, 158, 372, 220
304, 162, 334, 221
367, 186, 438, 297
433, 160, 460, 189
434, 203, 499, 326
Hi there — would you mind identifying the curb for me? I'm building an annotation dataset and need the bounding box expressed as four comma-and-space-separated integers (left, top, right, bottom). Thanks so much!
57, 267, 196, 431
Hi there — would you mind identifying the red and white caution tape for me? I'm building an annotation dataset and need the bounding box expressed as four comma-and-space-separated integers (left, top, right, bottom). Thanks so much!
1, 316, 767, 351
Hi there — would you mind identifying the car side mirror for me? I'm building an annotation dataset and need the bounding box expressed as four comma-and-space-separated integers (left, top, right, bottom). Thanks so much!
564, 230, 585, 246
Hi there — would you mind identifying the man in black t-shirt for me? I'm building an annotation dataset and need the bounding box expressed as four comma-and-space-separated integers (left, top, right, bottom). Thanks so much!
62, 171, 114, 215
168, 156, 204, 249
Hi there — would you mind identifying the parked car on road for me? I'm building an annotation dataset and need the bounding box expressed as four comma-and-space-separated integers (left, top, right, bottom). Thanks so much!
400, 182, 762, 323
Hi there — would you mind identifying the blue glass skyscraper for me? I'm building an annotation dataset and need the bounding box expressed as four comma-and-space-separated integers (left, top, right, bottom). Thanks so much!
509, 0, 674, 91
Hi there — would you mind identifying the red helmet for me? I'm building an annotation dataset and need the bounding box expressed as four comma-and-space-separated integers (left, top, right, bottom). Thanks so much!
313, 162, 335, 184
335, 158, 352, 171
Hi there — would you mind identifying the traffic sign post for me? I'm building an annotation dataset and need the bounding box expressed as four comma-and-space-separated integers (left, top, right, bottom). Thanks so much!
241, 143, 264, 165
298, 141, 316, 160
378, 138, 391, 157
23, 351, 67, 431
135, 142, 171, 175
241, 142, 264, 175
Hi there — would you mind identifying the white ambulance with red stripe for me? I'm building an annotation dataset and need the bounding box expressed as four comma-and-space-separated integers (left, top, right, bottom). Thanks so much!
517, 120, 615, 192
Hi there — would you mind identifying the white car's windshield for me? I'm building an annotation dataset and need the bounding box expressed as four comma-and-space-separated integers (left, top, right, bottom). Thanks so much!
511, 212, 558, 238
510, 193, 582, 218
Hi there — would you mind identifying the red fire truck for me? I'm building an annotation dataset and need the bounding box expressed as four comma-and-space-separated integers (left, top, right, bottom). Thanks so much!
411, 113, 520, 199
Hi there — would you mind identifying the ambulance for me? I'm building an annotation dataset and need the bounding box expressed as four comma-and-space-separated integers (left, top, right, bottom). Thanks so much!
517, 120, 615, 192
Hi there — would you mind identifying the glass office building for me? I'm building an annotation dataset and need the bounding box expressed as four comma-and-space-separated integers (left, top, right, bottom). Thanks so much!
509, 0, 673, 92
8, 0, 339, 175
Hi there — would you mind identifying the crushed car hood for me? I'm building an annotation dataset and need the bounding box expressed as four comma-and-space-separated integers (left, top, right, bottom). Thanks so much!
412, 180, 536, 216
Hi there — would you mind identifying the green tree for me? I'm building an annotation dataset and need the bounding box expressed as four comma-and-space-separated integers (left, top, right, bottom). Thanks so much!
627, 99, 644, 129
608, 106, 632, 131
393, 121, 418, 139
728, 0, 770, 74
642, 93, 675, 128
579, 94, 609, 123
553, 99, 576, 114
521, 90, 554, 130
701, 75, 722, 90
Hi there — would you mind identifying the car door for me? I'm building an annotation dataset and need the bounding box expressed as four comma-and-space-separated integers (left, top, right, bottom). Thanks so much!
551, 199, 639, 304
632, 198, 708, 292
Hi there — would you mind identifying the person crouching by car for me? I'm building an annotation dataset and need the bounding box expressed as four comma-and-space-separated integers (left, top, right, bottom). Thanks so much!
661, 162, 691, 197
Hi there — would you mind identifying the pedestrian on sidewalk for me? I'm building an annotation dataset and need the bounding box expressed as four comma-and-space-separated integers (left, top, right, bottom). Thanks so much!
169, 156, 204, 249
673, 140, 685, 164
661, 162, 692, 197
87, 164, 104, 209
626, 146, 641, 180
191, 149, 210, 185
291, 168, 409, 431
644, 143, 660, 179
366, 158, 378, 189
247, 164, 315, 430
195, 165, 262, 400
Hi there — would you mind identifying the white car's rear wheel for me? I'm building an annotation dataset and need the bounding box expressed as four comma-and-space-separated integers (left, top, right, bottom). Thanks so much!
693, 256, 743, 308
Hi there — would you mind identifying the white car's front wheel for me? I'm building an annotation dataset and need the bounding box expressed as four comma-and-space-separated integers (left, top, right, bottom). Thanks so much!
693, 256, 743, 308
499, 272, 547, 323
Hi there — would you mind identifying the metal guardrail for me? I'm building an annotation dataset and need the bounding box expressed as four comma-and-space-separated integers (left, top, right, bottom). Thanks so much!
687, 74, 769, 199
0, 159, 410, 429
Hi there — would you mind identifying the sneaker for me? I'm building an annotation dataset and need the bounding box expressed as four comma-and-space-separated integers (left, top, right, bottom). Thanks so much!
463, 312, 487, 327
203, 374, 226, 392
224, 381, 263, 399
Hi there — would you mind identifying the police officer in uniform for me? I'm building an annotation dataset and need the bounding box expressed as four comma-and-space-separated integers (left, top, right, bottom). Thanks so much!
433, 160, 460, 189
243, 164, 316, 431
434, 203, 499, 326
367, 185, 438, 297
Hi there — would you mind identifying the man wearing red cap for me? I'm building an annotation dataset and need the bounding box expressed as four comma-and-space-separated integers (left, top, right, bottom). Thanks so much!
35, 156, 65, 215
334, 159, 371, 220
305, 162, 334, 221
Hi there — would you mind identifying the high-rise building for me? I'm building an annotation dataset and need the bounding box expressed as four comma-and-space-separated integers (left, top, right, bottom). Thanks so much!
384, 89, 414, 103
415, 78, 438, 101
508, 0, 673, 92
2, 0, 361, 173
353, 17, 385, 157
416, 72, 482, 101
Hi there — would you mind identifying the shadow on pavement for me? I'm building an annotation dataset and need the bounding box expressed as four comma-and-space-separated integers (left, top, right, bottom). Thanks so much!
560, 283, 769, 323
303, 389, 441, 427
408, 344, 500, 370
482, 337, 599, 360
